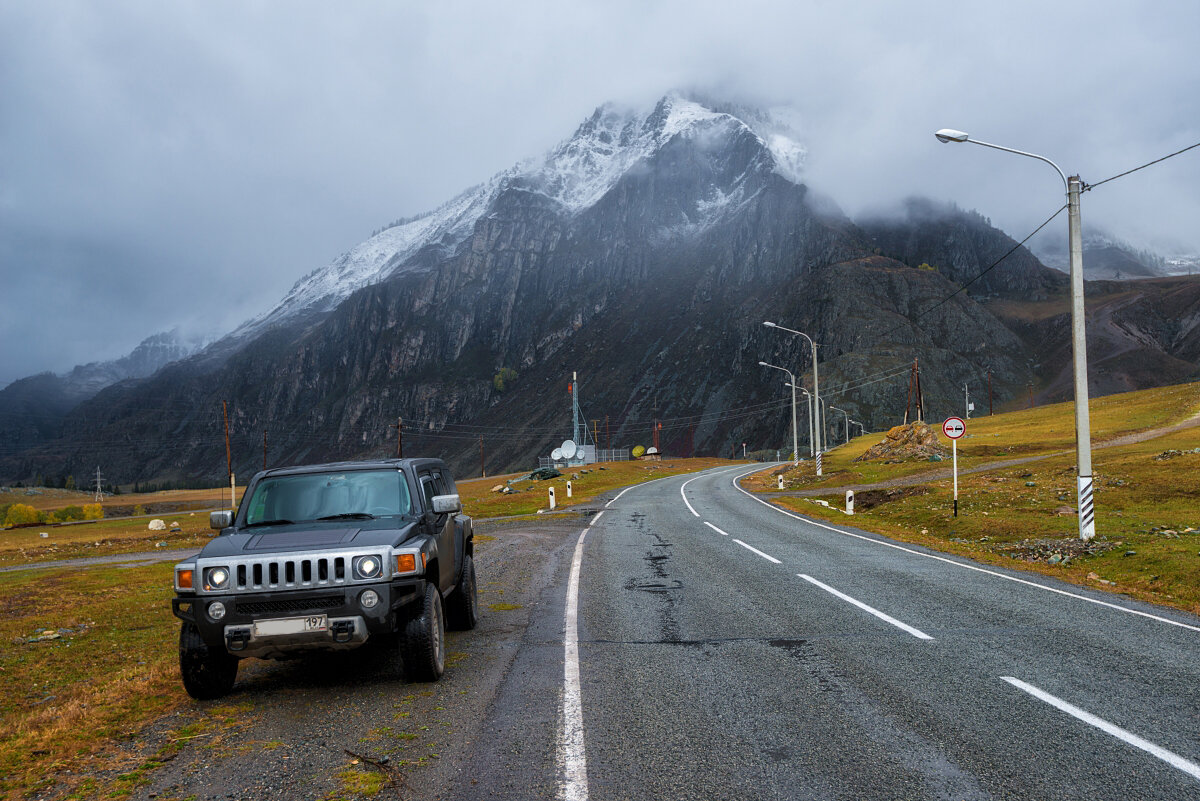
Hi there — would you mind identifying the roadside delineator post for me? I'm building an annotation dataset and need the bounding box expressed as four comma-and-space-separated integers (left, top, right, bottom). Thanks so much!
549, 486, 557, 511
846, 490, 854, 515
777, 475, 784, 490
567, 480, 573, 499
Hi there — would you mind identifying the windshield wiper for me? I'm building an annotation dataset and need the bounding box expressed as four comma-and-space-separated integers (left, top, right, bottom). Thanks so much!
245, 519, 294, 528
316, 512, 377, 521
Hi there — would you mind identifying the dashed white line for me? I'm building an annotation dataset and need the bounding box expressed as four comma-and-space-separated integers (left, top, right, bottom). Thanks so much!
733, 539, 781, 564
558, 527, 590, 801
704, 521, 730, 536
1002, 676, 1200, 782
799, 574, 934, 640
732, 473, 1200, 634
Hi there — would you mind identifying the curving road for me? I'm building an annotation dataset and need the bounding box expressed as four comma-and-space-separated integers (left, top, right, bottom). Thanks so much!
452, 464, 1200, 801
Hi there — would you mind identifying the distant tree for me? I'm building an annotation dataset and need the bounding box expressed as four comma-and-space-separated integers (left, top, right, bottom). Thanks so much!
82, 504, 103, 520
493, 368, 519, 392
65, 475, 75, 490
56, 505, 85, 522
4, 503, 39, 527
111, 485, 122, 496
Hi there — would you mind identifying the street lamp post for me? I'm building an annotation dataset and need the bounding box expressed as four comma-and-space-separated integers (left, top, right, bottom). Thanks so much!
764, 321, 822, 475
786, 382, 817, 458
935, 129, 1094, 540
759, 361, 798, 465
830, 406, 850, 445
849, 420, 865, 438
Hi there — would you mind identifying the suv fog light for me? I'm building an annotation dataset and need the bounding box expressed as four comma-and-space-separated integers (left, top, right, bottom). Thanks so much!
208, 601, 227, 621
360, 589, 380, 609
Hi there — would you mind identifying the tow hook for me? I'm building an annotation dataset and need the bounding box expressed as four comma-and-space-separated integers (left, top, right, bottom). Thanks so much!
331, 620, 355, 643
226, 627, 252, 652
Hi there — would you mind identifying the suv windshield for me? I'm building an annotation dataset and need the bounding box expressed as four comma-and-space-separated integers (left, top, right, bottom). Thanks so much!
243, 469, 412, 526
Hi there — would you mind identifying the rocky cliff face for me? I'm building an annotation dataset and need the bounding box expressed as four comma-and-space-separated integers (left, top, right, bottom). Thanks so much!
2, 97, 1193, 485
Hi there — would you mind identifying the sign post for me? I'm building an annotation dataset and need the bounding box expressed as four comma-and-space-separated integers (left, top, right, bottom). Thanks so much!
942, 417, 966, 517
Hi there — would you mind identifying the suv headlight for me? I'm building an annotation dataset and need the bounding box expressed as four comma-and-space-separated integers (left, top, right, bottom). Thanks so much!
353, 555, 383, 580
204, 566, 230, 591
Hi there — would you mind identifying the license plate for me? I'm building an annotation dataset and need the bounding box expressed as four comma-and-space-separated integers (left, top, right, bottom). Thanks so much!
253, 615, 328, 637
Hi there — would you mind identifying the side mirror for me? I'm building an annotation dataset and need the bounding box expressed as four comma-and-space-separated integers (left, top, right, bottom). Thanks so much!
210, 510, 234, 530
431, 494, 461, 514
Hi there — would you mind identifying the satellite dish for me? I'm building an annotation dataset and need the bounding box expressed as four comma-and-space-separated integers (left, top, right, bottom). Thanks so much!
561, 440, 578, 459
551, 448, 564, 461
646, 447, 659, 455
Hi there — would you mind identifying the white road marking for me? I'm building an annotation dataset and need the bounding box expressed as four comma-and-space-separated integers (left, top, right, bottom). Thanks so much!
558, 527, 590, 801
733, 539, 781, 564
704, 521, 730, 536
1002, 676, 1200, 782
732, 472, 1200, 634
799, 574, 934, 640
680, 475, 703, 517
589, 510, 604, 525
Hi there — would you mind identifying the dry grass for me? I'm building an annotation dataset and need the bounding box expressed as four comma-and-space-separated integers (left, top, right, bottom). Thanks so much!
0, 515, 213, 567
0, 563, 191, 799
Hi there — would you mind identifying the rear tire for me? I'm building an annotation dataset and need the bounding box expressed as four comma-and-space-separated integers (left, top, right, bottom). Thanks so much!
179, 622, 238, 700
445, 554, 479, 631
403, 583, 446, 682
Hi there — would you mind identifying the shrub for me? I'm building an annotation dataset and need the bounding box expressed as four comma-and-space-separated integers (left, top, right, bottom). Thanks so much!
56, 505, 85, 522
133, 504, 145, 516
83, 504, 103, 520
4, 503, 40, 527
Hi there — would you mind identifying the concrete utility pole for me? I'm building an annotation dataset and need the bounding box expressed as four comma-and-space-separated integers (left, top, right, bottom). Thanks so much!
935, 128, 1095, 540
988, 370, 993, 416
222, 401, 234, 510
479, 436, 485, 478
964, 383, 971, 420
263, 429, 268, 471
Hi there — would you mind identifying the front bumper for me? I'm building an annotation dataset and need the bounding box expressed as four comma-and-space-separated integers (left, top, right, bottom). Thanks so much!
173, 577, 426, 658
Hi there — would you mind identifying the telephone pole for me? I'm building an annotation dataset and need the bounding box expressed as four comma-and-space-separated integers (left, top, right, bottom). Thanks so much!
262, 429, 268, 471
988, 370, 993, 416
479, 436, 485, 478
964, 383, 971, 419
605, 415, 610, 452
222, 401, 234, 510
389, 417, 404, 458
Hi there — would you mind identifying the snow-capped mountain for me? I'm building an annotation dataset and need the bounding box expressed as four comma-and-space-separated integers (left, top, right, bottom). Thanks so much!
235, 94, 807, 337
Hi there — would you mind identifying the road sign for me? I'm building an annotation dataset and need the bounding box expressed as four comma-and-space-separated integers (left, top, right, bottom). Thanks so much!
943, 417, 966, 440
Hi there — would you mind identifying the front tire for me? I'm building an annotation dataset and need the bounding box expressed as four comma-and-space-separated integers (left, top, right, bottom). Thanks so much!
179, 622, 238, 700
445, 554, 479, 631
403, 583, 446, 682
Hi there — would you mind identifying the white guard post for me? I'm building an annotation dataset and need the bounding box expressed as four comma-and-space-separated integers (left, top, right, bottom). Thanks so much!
777, 475, 784, 490
567, 480, 573, 499
845, 490, 854, 515
549, 486, 557, 511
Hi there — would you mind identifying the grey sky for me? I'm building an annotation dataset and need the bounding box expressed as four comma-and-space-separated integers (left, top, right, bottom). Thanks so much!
3, 0, 1198, 387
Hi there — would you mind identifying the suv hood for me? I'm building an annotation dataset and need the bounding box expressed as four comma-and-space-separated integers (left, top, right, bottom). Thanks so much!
198, 521, 418, 558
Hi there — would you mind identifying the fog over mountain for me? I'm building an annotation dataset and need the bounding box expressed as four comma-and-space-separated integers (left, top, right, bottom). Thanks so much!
2, 2, 1199, 387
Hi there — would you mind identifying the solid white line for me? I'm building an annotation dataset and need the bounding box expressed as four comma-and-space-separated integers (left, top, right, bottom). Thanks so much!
799, 574, 934, 640
587, 510, 604, 527
704, 521, 730, 536
558, 528, 590, 801
1002, 676, 1200, 782
732, 476, 1200, 634
679, 475, 703, 517
733, 539, 781, 564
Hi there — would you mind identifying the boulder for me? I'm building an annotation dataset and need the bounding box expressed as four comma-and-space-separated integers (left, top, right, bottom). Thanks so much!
148, 519, 167, 531
854, 422, 948, 462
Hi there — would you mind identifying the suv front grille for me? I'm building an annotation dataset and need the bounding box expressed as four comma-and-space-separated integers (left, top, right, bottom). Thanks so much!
235, 594, 346, 616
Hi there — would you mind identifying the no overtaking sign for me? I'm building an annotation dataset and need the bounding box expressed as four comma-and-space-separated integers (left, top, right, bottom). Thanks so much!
943, 417, 966, 440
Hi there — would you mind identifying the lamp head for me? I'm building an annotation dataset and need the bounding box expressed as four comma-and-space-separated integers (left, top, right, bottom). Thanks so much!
935, 128, 970, 144
763, 321, 777, 328
758, 361, 769, 367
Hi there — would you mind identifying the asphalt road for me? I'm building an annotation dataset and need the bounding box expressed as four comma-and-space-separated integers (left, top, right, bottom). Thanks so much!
449, 464, 1200, 801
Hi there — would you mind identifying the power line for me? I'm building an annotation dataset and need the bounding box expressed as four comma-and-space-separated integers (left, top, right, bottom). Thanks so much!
1084, 140, 1200, 192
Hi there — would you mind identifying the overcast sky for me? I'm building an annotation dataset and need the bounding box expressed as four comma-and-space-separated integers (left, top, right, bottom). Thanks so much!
3, 1, 1198, 387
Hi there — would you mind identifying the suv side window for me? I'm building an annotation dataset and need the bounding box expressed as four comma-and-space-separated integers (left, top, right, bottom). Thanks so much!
420, 473, 437, 514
